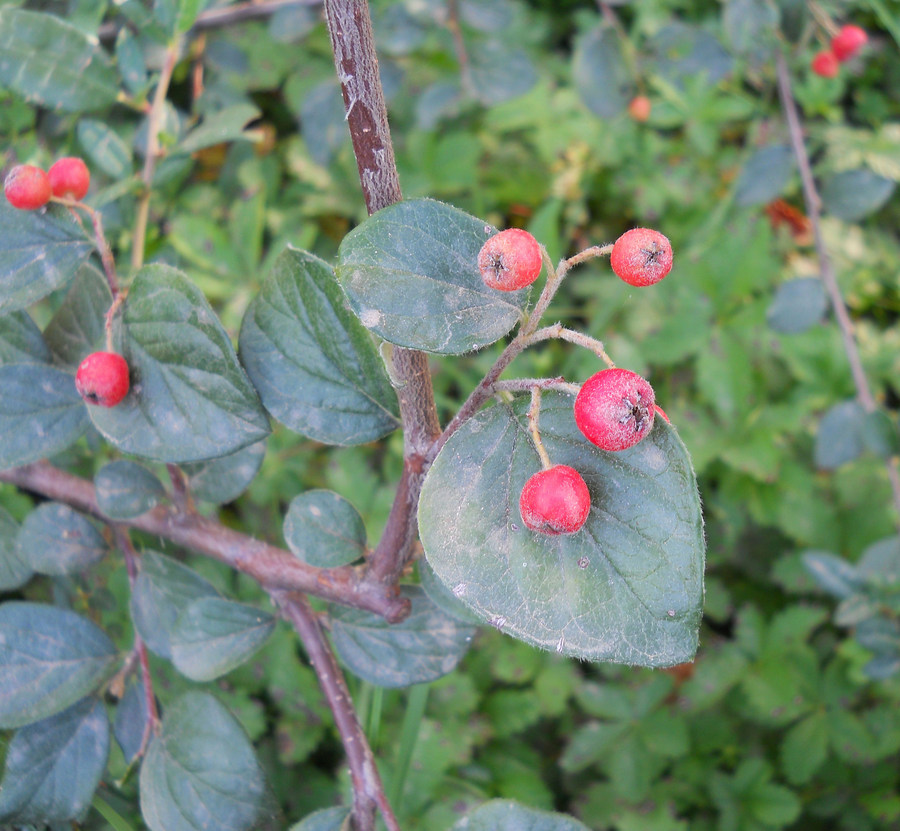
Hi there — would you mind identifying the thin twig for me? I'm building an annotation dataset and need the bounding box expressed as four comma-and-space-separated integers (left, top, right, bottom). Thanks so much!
445, 0, 474, 97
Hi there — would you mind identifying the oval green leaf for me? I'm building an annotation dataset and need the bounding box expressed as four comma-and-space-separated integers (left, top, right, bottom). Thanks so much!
573, 24, 633, 118
767, 277, 827, 334
821, 169, 896, 221
95, 460, 167, 520
452, 800, 590, 831
736, 145, 795, 207
17, 502, 108, 575
240, 246, 400, 444
418, 392, 705, 666
815, 400, 865, 470
289, 806, 352, 831
0, 311, 51, 365
335, 199, 527, 355
77, 119, 134, 179
88, 264, 270, 462
182, 440, 267, 504
0, 602, 117, 728
0, 507, 30, 591
283, 490, 367, 567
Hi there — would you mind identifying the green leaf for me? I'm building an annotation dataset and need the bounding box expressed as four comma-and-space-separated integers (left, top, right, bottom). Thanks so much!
335, 199, 526, 355
170, 597, 276, 682
646, 23, 733, 86
17, 502, 108, 575
283, 490, 367, 567
77, 119, 134, 179
288, 806, 352, 831
862, 410, 900, 458
821, 169, 896, 221
0, 364, 90, 468
452, 800, 590, 831
858, 535, 900, 579
802, 551, 864, 598
723, 0, 779, 61
330, 586, 476, 687
469, 39, 538, 106
0, 696, 108, 824
175, 0, 206, 33
114, 676, 151, 763
573, 24, 633, 118
780, 711, 828, 784
182, 440, 266, 504
815, 400, 866, 470
240, 246, 400, 444
748, 783, 802, 826
89, 264, 270, 462
0, 9, 119, 112
767, 277, 827, 334
0, 199, 94, 316
0, 602, 117, 728
43, 263, 113, 368
178, 103, 261, 153
736, 145, 794, 206
300, 80, 348, 167
0, 311, 51, 365
95, 460, 166, 520
115, 29, 148, 96
418, 557, 483, 625
139, 692, 267, 831
0, 506, 30, 591
418, 392, 705, 665
130, 550, 220, 660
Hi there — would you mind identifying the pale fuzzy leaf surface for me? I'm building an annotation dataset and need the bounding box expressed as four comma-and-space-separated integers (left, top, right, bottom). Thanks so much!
43, 262, 112, 368
283, 489, 367, 567
418, 392, 705, 666
452, 799, 590, 830
17, 502, 108, 575
0, 199, 94, 315
240, 246, 399, 445
139, 691, 267, 831
0, 506, 30, 591
330, 586, 476, 687
94, 460, 166, 520
0, 311, 51, 365
0, 696, 109, 824
88, 264, 270, 462
0, 602, 117, 728
335, 199, 527, 355
182, 440, 266, 504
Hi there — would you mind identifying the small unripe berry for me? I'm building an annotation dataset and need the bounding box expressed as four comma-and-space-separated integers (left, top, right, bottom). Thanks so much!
519, 464, 591, 536
610, 228, 673, 287
75, 352, 130, 408
48, 157, 90, 201
811, 50, 840, 78
574, 368, 655, 452
4, 165, 52, 210
628, 95, 651, 122
831, 25, 868, 62
478, 228, 543, 291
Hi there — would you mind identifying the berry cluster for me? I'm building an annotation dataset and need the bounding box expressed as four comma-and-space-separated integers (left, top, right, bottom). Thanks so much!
811, 24, 868, 78
3, 157, 90, 210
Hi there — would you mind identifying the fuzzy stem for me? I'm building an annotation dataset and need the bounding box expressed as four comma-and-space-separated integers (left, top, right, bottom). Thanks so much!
527, 388, 553, 470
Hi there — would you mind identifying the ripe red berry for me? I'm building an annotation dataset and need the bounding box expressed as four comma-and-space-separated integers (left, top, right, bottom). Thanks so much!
610, 228, 673, 287
48, 157, 90, 201
478, 228, 543, 291
519, 464, 591, 536
831, 25, 868, 62
3, 165, 52, 211
811, 50, 840, 78
574, 368, 656, 452
628, 95, 651, 123
75, 352, 130, 408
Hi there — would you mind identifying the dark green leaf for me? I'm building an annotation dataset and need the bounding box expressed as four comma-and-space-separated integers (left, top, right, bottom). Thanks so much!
283, 490, 366, 567
862, 410, 900, 458
0, 506, 29, 591
240, 246, 400, 444
170, 596, 276, 682
0, 311, 50, 365
723, 0, 779, 61
0, 696, 109, 824
452, 800, 590, 831
469, 39, 538, 106
95, 460, 166, 520
268, 4, 320, 42
815, 400, 866, 470
646, 23, 733, 86
748, 783, 802, 826
17, 502, 108, 575
178, 103, 261, 154
573, 24, 633, 118
418, 557, 483, 625
766, 277, 827, 333
89, 264, 270, 462
0, 8, 119, 112
300, 80, 348, 167
336, 199, 526, 355
288, 806, 352, 831
821, 169, 896, 221
114, 676, 151, 763
330, 586, 475, 687
0, 198, 94, 316
43, 262, 113, 368
130, 550, 220, 660
182, 440, 266, 504
419, 392, 705, 666
0, 364, 90, 468
802, 551, 864, 598
139, 691, 267, 831
0, 602, 117, 728
736, 145, 794, 206
115, 29, 148, 95
77, 119, 134, 179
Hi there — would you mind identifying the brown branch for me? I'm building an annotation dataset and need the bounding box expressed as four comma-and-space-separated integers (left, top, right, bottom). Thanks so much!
775, 50, 900, 520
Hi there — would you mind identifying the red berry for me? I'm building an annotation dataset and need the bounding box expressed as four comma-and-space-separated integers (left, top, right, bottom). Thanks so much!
811, 50, 840, 78
478, 228, 543, 291
4, 165, 52, 210
574, 368, 655, 452
831, 25, 868, 62
610, 228, 673, 287
48, 157, 90, 201
75, 352, 130, 407
519, 464, 591, 536
628, 95, 651, 123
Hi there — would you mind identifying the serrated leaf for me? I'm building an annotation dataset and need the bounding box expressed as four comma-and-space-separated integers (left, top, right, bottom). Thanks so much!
0, 364, 90, 468
0, 506, 29, 591
0, 696, 109, 824
802, 551, 863, 598
419, 392, 705, 665
0, 198, 94, 316
821, 169, 896, 221
240, 246, 400, 444
43, 262, 112, 368
88, 264, 270, 462
77, 119, 134, 179
130, 550, 220, 660
0, 9, 119, 112
0, 311, 51, 365
139, 691, 266, 831
767, 277, 827, 334
283, 490, 366, 567
170, 596, 275, 682
179, 103, 260, 153
573, 24, 633, 118
451, 800, 590, 831
17, 502, 108, 575
336, 199, 526, 354
815, 400, 866, 470
95, 460, 166, 520
0, 602, 117, 728
469, 39, 538, 106
182, 440, 266, 504
736, 145, 794, 206
330, 586, 475, 687
288, 806, 352, 831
